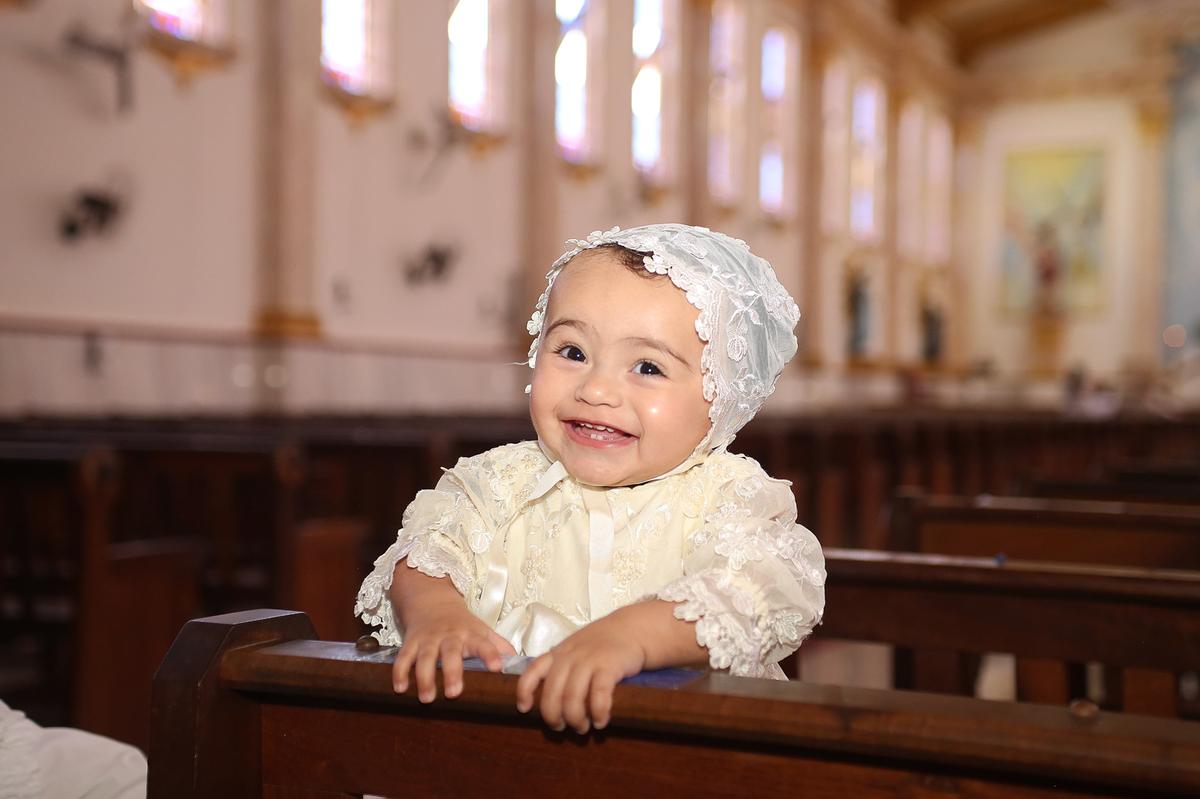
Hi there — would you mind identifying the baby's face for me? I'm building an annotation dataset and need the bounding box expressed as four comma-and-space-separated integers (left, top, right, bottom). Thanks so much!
530, 249, 711, 487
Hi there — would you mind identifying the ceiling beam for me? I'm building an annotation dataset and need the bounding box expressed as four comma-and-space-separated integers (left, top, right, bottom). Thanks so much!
894, 0, 962, 25
957, 0, 1111, 63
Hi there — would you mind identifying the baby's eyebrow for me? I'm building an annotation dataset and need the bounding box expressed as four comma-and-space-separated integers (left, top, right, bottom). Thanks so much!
623, 336, 694, 370
543, 317, 593, 338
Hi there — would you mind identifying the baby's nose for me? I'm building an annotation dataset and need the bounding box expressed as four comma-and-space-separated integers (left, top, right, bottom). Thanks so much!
575, 369, 621, 406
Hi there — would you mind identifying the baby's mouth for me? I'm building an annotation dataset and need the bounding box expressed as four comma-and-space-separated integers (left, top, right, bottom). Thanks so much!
564, 419, 636, 445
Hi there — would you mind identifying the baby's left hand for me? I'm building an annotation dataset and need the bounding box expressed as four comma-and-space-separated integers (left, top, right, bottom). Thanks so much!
514, 613, 647, 734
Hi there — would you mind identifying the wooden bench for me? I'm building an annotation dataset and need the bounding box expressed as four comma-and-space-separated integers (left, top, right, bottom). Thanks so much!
1027, 478, 1200, 506
150, 608, 1200, 798
816, 549, 1200, 717
106, 436, 368, 640
0, 442, 199, 749
888, 489, 1200, 570
1110, 459, 1200, 486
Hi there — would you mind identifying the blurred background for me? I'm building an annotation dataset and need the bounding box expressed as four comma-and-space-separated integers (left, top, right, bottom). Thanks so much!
1, 0, 1199, 754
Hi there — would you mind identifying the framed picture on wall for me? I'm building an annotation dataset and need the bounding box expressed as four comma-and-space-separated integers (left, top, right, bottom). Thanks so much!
999, 147, 1105, 316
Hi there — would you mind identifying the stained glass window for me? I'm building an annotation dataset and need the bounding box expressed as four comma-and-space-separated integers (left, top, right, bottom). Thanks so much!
820, 56, 848, 233
849, 77, 885, 241
707, 0, 744, 205
897, 101, 925, 258
448, 0, 489, 128
135, 0, 230, 46
758, 26, 796, 216
556, 0, 595, 162
321, 0, 392, 99
632, 0, 674, 182
925, 112, 952, 263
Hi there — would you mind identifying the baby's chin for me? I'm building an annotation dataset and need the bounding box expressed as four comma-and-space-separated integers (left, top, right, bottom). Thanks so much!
560, 460, 642, 488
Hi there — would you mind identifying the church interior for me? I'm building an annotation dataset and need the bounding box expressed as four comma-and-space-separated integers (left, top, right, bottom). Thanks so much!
2, 0, 1200, 794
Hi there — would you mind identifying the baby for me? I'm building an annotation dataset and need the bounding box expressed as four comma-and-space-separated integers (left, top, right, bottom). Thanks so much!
355, 224, 826, 734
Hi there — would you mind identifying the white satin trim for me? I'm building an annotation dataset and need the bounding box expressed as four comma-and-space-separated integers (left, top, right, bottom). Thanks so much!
481, 440, 718, 645
495, 602, 583, 657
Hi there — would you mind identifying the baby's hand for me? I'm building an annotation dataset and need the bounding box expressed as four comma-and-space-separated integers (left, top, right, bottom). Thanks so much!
514, 613, 647, 734
393, 597, 516, 703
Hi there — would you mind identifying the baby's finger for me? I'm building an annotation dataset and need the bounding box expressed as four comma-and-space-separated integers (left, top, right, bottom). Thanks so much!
392, 642, 417, 694
489, 631, 517, 660
467, 635, 505, 672
440, 638, 465, 699
516, 654, 553, 714
538, 658, 572, 732
414, 643, 441, 703
589, 669, 619, 730
561, 665, 595, 734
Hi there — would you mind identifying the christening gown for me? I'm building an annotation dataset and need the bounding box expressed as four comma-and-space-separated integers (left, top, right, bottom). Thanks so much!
355, 440, 826, 679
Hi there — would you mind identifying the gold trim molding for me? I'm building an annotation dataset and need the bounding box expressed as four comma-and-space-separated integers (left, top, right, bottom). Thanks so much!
962, 60, 1173, 108
561, 158, 604, 182
322, 82, 395, 127
143, 28, 235, 84
255, 309, 322, 341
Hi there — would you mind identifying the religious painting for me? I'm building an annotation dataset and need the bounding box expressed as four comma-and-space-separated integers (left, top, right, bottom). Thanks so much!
1000, 148, 1105, 315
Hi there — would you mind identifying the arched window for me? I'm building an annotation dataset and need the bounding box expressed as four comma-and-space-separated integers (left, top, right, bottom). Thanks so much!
707, 0, 744, 206
137, 0, 221, 42
925, 112, 953, 264
134, 0, 234, 78
758, 26, 798, 217
632, 0, 677, 185
849, 76, 886, 242
897, 101, 925, 259
820, 56, 848, 233
321, 0, 392, 102
451, 0, 506, 130
556, 0, 602, 164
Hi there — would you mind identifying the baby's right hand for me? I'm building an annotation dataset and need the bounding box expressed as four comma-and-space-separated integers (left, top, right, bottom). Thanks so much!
392, 597, 516, 703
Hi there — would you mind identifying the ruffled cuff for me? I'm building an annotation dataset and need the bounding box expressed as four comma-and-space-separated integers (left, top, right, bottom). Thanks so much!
354, 533, 474, 646
658, 570, 806, 679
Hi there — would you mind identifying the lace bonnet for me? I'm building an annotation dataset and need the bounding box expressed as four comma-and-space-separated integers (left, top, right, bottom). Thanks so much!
525, 224, 800, 452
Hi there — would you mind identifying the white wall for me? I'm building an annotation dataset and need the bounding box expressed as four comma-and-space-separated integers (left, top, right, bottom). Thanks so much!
314, 0, 527, 354
4, 0, 1172, 416
0, 0, 261, 332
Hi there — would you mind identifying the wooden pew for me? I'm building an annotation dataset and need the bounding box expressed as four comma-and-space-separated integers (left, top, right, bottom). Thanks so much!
888, 489, 1200, 570
150, 608, 1200, 798
1109, 460, 1200, 487
884, 491, 1200, 708
0, 442, 199, 749
1027, 478, 1200, 507
109, 435, 367, 640
817, 549, 1200, 717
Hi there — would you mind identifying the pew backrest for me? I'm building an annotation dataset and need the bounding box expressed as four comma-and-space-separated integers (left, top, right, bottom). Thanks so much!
889, 489, 1200, 570
150, 609, 1200, 798
818, 548, 1200, 715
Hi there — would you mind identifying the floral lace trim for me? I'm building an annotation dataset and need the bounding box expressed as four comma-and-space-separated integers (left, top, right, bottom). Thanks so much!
525, 225, 801, 451
354, 535, 474, 647
658, 571, 798, 679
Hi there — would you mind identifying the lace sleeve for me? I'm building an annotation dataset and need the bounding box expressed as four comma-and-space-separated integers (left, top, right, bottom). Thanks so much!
657, 460, 825, 678
353, 473, 487, 646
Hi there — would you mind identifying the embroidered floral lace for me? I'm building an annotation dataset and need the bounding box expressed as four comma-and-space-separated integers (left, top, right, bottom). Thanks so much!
355, 443, 826, 678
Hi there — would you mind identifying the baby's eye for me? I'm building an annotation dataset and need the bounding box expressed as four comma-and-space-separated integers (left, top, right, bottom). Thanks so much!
634, 360, 664, 377
556, 344, 586, 362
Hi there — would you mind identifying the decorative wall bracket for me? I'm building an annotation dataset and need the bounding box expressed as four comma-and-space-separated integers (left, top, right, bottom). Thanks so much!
322, 81, 394, 128
63, 22, 134, 113
142, 25, 234, 85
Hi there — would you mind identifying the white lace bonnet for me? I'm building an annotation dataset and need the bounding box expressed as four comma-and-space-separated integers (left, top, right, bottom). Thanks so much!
526, 224, 800, 452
